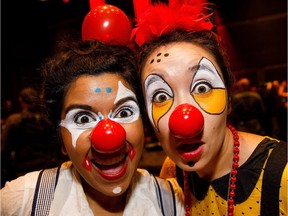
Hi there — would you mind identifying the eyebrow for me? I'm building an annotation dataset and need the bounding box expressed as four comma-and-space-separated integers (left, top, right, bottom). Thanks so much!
145, 74, 164, 89
189, 61, 215, 75
188, 65, 200, 73
64, 104, 93, 114
115, 96, 138, 107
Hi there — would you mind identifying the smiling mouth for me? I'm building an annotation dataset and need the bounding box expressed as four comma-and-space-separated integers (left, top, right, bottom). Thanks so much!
90, 144, 132, 180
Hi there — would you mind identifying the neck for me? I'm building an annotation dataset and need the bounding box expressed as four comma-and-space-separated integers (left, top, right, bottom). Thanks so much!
82, 178, 127, 215
198, 127, 235, 181
184, 125, 240, 216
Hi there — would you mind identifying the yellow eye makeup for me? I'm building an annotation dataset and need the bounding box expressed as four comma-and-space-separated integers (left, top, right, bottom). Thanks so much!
144, 74, 173, 131
152, 98, 173, 131
191, 58, 227, 114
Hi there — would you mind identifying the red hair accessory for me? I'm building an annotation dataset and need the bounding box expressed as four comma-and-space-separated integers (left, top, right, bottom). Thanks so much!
82, 0, 132, 46
132, 0, 214, 46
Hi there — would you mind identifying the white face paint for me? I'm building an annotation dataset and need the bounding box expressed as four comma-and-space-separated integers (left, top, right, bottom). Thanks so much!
60, 81, 140, 148
111, 81, 140, 124
144, 74, 173, 130
191, 58, 225, 91
114, 81, 137, 103
60, 109, 102, 148
112, 186, 122, 194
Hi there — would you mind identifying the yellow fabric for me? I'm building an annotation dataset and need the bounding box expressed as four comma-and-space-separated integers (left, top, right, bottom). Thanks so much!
190, 157, 287, 215
160, 153, 287, 215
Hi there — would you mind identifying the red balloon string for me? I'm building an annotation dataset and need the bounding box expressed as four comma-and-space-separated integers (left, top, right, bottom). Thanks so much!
89, 0, 105, 9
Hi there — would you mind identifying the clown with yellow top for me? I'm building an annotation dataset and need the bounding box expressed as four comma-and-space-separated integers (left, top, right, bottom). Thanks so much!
131, 0, 287, 215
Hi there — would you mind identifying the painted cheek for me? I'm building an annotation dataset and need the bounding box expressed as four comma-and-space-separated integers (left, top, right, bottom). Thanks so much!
128, 145, 136, 160
152, 98, 173, 131
82, 156, 92, 171
193, 89, 227, 114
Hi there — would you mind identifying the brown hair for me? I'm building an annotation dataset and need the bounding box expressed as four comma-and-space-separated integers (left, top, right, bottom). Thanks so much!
41, 40, 142, 130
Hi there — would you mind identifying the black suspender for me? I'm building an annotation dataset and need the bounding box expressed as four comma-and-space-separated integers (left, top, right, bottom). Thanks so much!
31, 167, 60, 216
261, 141, 287, 216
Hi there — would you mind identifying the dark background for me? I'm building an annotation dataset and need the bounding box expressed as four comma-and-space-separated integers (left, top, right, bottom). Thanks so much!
1, 0, 287, 112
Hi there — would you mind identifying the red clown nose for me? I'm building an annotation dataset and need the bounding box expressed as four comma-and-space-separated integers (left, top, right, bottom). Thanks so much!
90, 119, 126, 152
169, 103, 204, 138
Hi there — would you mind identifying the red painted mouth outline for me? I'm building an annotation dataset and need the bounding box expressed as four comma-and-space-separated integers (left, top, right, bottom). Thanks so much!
90, 144, 135, 180
92, 156, 129, 180
176, 139, 204, 162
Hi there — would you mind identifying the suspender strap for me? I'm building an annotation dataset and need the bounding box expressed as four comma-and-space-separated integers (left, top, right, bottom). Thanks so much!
260, 141, 287, 216
153, 176, 176, 216
31, 167, 61, 216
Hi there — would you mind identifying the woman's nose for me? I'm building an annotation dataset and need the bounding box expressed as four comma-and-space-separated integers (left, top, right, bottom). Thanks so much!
168, 103, 204, 138
90, 119, 126, 152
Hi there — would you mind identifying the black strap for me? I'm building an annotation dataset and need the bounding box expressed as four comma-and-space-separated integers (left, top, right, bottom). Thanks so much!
31, 167, 61, 216
153, 176, 176, 216
260, 141, 287, 216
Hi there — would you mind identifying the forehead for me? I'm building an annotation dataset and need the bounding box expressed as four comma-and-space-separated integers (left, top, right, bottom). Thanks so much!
142, 42, 220, 76
69, 73, 129, 90
64, 74, 132, 103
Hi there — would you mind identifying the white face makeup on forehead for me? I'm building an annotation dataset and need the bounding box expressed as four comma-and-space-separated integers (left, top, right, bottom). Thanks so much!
115, 81, 137, 103
60, 80, 140, 148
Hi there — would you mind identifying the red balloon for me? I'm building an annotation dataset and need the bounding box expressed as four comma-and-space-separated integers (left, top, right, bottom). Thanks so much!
82, 4, 132, 45
90, 119, 126, 152
169, 103, 204, 138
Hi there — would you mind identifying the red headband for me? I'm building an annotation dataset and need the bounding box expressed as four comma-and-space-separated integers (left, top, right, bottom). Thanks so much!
131, 0, 214, 47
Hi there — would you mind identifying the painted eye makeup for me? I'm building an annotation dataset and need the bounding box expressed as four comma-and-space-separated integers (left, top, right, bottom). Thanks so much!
61, 108, 100, 130
144, 74, 174, 130
191, 57, 225, 91
144, 74, 173, 104
153, 91, 172, 104
60, 108, 101, 148
74, 111, 97, 126
191, 57, 227, 114
111, 100, 140, 124
191, 81, 213, 94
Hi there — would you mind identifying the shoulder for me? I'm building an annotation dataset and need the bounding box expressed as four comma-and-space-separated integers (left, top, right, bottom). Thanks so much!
132, 169, 184, 215
129, 169, 164, 197
1, 162, 71, 215
238, 132, 265, 164
240, 133, 287, 165
4, 113, 22, 126
2, 170, 41, 193
160, 156, 177, 179
1, 170, 41, 215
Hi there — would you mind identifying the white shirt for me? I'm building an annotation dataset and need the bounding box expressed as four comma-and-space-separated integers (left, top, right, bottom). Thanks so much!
1, 162, 184, 216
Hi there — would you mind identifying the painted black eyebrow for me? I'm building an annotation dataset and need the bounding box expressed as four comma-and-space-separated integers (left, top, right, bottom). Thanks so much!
64, 104, 92, 114
189, 59, 216, 80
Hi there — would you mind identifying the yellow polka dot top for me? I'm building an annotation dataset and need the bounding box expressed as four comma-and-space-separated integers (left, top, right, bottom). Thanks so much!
160, 138, 287, 216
